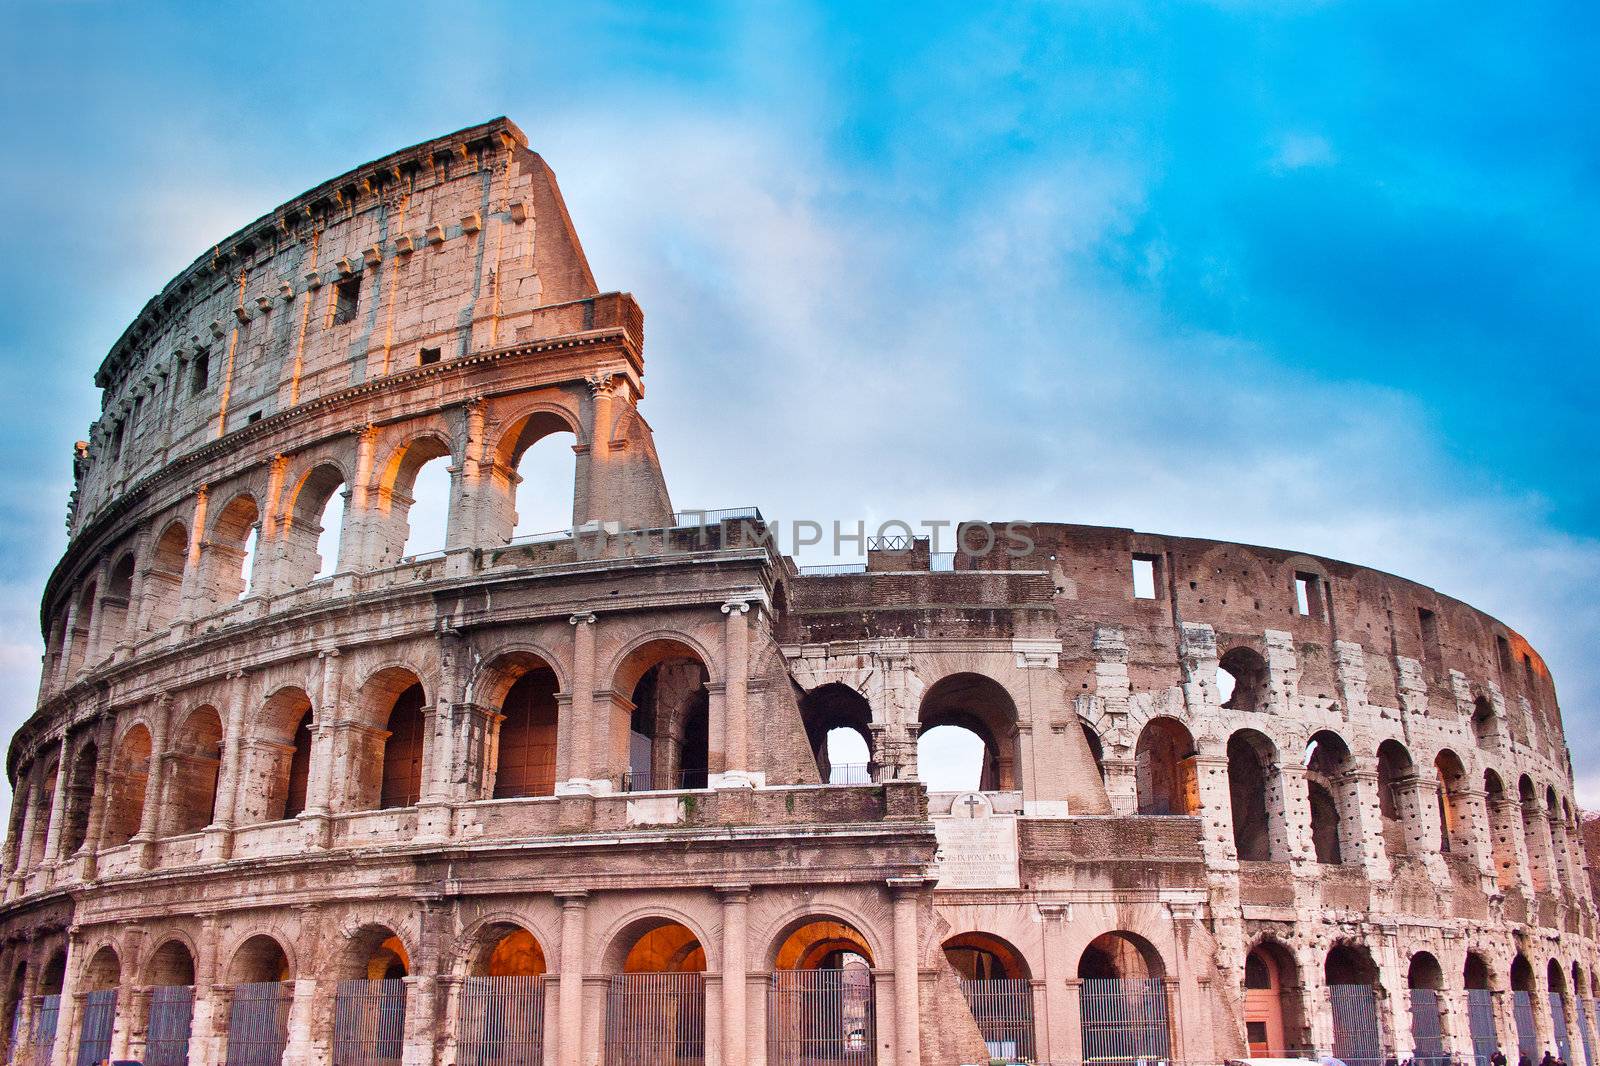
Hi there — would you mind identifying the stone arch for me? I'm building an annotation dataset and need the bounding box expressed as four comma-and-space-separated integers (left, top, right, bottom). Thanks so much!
477, 649, 563, 799
1433, 749, 1470, 855
25, 749, 60, 865
611, 637, 713, 792
1081, 717, 1106, 779
83, 944, 121, 991
280, 460, 349, 584
142, 519, 189, 632
455, 916, 552, 978
64, 580, 97, 676
1519, 775, 1548, 892
251, 686, 314, 824
1464, 952, 1495, 991
1135, 716, 1198, 816
487, 404, 584, 544
917, 672, 1022, 793
59, 738, 98, 857
942, 931, 1030, 981
327, 922, 411, 983
203, 492, 260, 607
1306, 730, 1354, 865
143, 938, 197, 986
100, 551, 137, 649
165, 704, 224, 836
345, 666, 429, 811
1484, 770, 1520, 890
103, 722, 153, 847
798, 683, 875, 784
1244, 938, 1306, 1056
770, 916, 876, 971
374, 431, 456, 565
1376, 738, 1415, 857
1228, 728, 1281, 861
226, 933, 294, 984
1078, 931, 1173, 1064
603, 916, 711, 974
1078, 930, 1166, 980
1219, 645, 1271, 712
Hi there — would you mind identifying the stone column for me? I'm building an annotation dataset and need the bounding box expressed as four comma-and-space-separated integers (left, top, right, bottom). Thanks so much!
76, 715, 116, 881
1455, 785, 1498, 893
1397, 773, 1448, 881
714, 601, 758, 788
133, 696, 172, 868
1037, 904, 1081, 1065
185, 915, 221, 1066
48, 930, 83, 1066
558, 615, 597, 793
556, 891, 588, 1066
1491, 794, 1534, 899
1342, 759, 1394, 882
1191, 747, 1237, 869
719, 885, 750, 1066
446, 399, 487, 553
888, 878, 922, 1066
176, 484, 209, 622
205, 671, 251, 861
339, 426, 379, 572
283, 907, 321, 1066
39, 749, 72, 870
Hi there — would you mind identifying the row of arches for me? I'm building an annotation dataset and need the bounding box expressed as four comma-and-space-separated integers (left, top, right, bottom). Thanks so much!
44, 408, 580, 691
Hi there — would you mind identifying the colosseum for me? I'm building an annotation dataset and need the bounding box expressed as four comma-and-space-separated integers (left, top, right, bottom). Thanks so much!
0, 116, 1593, 1066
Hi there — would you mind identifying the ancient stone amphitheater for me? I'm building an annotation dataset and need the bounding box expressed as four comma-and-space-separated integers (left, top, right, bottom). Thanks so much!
1, 117, 1593, 1066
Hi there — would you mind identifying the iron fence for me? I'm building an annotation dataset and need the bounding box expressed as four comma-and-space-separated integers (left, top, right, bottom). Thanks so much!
621, 769, 708, 792
604, 972, 705, 1066
146, 984, 195, 1066
225, 980, 293, 1066
1514, 990, 1539, 1060
827, 763, 871, 785
1327, 983, 1384, 1066
1577, 997, 1595, 1066
1409, 988, 1447, 1066
32, 994, 60, 1063
456, 974, 547, 1066
1550, 993, 1572, 1064
1468, 988, 1499, 1066
960, 977, 1036, 1063
333, 978, 407, 1066
1079, 977, 1172, 1066
75, 988, 116, 1066
768, 968, 875, 1066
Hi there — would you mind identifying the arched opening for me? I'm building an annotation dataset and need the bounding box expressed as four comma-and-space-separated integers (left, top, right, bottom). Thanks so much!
604, 921, 706, 1066
458, 924, 549, 1066
1546, 786, 1569, 894
487, 656, 561, 799
1548, 959, 1574, 1064
225, 935, 293, 1066
204, 494, 260, 608
281, 463, 348, 584
1077, 931, 1171, 1066
1325, 944, 1383, 1066
103, 725, 152, 848
1408, 952, 1447, 1066
1244, 941, 1305, 1057
1228, 729, 1280, 861
1218, 646, 1270, 712
1081, 720, 1106, 780
165, 706, 223, 836
101, 553, 136, 650
28, 951, 67, 1062
798, 683, 874, 784
1434, 750, 1468, 856
501, 415, 578, 541
1519, 776, 1549, 892
1464, 953, 1499, 1066
78, 946, 120, 1066
142, 520, 189, 633
59, 741, 97, 858
1511, 954, 1538, 1061
375, 435, 453, 565
1377, 739, 1416, 857
329, 926, 409, 1066
2, 961, 24, 1062
917, 673, 1020, 793
64, 582, 96, 676
1134, 717, 1198, 816
347, 669, 427, 812
1305, 731, 1353, 865
613, 640, 711, 792
248, 688, 314, 825
26, 755, 59, 866
944, 932, 1035, 1063
1473, 696, 1498, 749
770, 919, 876, 1066
1484, 771, 1520, 890
143, 940, 196, 1066
378, 683, 426, 810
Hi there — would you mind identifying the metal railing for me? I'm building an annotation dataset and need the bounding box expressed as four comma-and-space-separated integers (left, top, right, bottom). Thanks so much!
32, 994, 59, 1064
1468, 988, 1498, 1066
1079, 977, 1172, 1066
768, 969, 875, 1066
1578, 997, 1596, 1066
1409, 988, 1447, 1066
621, 769, 709, 793
75, 988, 116, 1066
960, 977, 1036, 1063
457, 975, 547, 1066
146, 984, 195, 1066
827, 763, 872, 785
672, 507, 762, 527
798, 562, 868, 576
226, 980, 293, 1066
1328, 984, 1384, 1066
603, 972, 705, 1066
1551, 992, 1573, 1063
1514, 989, 1539, 1060
333, 978, 407, 1066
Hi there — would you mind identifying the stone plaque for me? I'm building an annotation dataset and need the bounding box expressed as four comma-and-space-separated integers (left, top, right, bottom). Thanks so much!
932, 792, 1019, 889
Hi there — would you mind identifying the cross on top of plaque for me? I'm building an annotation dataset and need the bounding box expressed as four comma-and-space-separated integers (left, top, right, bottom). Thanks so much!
961, 793, 984, 818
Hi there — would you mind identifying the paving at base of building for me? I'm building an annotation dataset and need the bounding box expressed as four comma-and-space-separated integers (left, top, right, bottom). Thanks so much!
1, 117, 1594, 1066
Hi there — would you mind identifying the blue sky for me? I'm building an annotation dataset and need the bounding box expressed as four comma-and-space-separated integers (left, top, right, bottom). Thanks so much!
0, 1, 1596, 803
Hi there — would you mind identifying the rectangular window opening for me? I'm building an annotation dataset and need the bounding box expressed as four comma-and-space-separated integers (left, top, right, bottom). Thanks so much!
1418, 607, 1441, 666
1294, 572, 1322, 617
419, 346, 441, 365
1497, 635, 1514, 675
190, 351, 210, 395
1131, 554, 1158, 600
247, 411, 262, 424
333, 276, 361, 325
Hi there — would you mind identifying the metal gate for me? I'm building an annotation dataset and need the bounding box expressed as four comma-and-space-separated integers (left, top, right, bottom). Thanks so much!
225, 980, 293, 1066
75, 988, 116, 1066
1078, 977, 1172, 1066
146, 984, 195, 1066
960, 978, 1036, 1063
1551, 993, 1573, 1063
1578, 997, 1595, 1066
603, 972, 705, 1066
1468, 988, 1499, 1066
333, 979, 407, 1066
456, 975, 547, 1066
1514, 990, 1539, 1060
33, 994, 60, 1063
1410, 988, 1446, 1066
1328, 983, 1384, 1066
768, 968, 875, 1066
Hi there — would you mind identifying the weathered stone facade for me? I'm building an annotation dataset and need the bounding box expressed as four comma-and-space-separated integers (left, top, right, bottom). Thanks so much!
1, 117, 1593, 1066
